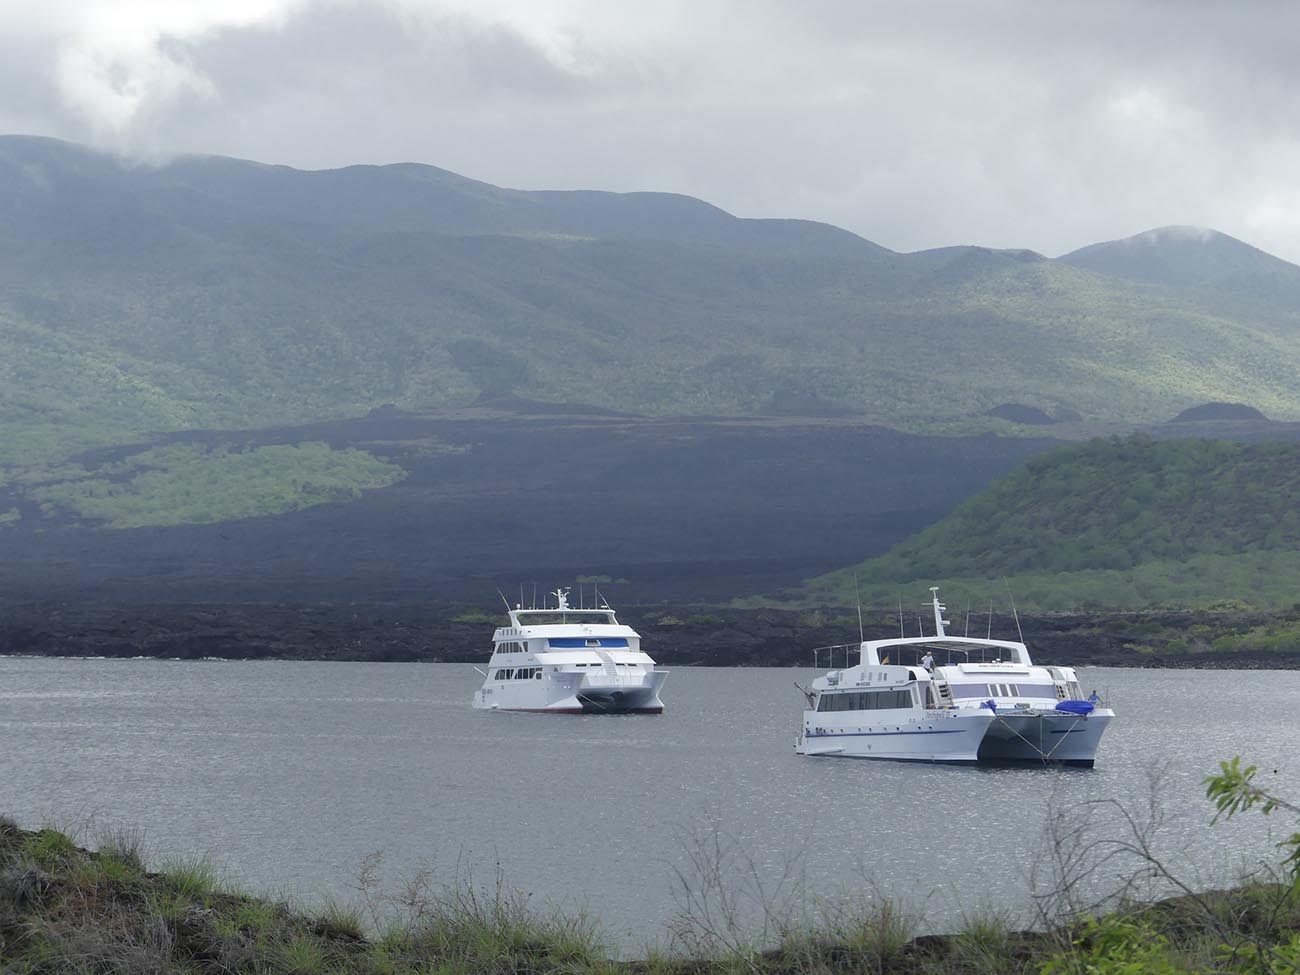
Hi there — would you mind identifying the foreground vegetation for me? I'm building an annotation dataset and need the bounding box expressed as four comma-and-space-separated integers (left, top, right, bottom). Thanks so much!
810, 435, 1300, 611
4, 760, 1300, 973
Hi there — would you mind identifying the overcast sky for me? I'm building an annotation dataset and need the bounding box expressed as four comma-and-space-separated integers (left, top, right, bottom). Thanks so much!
3, 0, 1299, 261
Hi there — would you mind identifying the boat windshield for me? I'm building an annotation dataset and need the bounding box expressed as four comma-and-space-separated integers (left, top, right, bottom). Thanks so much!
514, 610, 616, 626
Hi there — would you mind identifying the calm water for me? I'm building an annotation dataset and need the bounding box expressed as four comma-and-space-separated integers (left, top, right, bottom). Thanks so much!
1, 659, 1296, 951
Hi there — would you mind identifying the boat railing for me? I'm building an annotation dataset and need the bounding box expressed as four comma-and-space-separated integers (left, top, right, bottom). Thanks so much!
811, 643, 861, 671
812, 641, 1014, 672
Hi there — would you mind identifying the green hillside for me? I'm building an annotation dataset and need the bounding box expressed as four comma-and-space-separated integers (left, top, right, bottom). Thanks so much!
5, 135, 1300, 481
16, 442, 406, 529
1061, 225, 1300, 296
806, 435, 1300, 611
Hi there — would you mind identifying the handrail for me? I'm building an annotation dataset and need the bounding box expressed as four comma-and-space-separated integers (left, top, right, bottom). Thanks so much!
811, 643, 862, 670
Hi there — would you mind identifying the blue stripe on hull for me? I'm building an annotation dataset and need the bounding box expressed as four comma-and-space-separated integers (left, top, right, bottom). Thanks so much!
806, 728, 965, 739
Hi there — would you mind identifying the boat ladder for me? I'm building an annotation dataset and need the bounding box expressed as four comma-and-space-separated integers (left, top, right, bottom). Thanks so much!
932, 676, 955, 707
593, 648, 620, 678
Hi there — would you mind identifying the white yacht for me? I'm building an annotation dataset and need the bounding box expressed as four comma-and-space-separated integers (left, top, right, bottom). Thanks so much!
472, 588, 667, 714
795, 588, 1114, 765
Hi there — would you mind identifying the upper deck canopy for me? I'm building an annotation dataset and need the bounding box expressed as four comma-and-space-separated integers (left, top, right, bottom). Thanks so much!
509, 609, 618, 627
861, 635, 1031, 666
502, 587, 621, 629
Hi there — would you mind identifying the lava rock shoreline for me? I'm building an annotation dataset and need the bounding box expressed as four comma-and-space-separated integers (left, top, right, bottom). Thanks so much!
0, 601, 1297, 669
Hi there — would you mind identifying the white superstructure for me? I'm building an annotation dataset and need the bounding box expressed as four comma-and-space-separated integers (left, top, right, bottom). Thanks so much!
795, 588, 1114, 765
472, 588, 667, 714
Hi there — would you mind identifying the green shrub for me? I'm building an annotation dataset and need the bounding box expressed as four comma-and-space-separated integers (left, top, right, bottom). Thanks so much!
25, 828, 76, 865
158, 852, 220, 900
1039, 915, 1183, 975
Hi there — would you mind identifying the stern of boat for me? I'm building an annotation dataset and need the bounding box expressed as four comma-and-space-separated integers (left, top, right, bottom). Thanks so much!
576, 668, 667, 714
978, 708, 1114, 766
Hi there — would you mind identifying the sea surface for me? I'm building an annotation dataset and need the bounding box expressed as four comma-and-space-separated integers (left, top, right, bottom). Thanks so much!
1, 659, 1295, 953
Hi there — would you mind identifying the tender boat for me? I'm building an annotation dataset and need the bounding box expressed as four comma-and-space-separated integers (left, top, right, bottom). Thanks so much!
472, 587, 667, 714
794, 587, 1114, 765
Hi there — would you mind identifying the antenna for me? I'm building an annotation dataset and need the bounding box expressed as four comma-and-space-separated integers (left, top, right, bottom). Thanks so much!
532, 583, 537, 610
1004, 578, 1025, 643
897, 594, 905, 638
497, 588, 512, 612
964, 602, 971, 638
987, 600, 993, 640
854, 572, 865, 643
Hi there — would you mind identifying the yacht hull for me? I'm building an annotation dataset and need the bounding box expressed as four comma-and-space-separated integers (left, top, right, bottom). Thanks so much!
978, 709, 1114, 766
474, 670, 667, 715
795, 710, 995, 762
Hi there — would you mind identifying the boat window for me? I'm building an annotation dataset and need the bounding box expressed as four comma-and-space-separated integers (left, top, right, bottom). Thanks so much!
983, 682, 1057, 698
816, 689, 913, 711
548, 637, 630, 649
955, 682, 1057, 699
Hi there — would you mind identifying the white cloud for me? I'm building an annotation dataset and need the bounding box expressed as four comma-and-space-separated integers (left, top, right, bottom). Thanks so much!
54, 32, 213, 139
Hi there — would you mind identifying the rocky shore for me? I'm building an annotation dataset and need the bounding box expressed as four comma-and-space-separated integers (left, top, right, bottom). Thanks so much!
1, 600, 1298, 668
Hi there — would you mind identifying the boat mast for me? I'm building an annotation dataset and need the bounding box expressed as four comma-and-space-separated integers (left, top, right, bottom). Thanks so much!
929, 587, 950, 638
1004, 579, 1025, 643
854, 572, 865, 643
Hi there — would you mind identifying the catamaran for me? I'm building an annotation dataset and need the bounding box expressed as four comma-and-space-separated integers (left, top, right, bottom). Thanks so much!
472, 587, 667, 714
794, 588, 1113, 765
